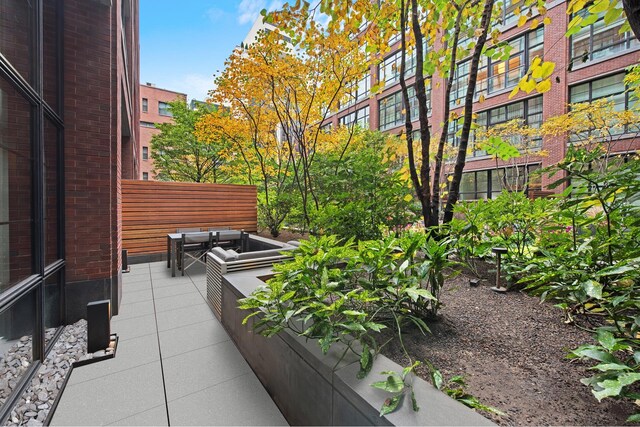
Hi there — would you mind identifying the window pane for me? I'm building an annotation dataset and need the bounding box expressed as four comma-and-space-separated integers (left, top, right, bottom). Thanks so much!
158, 102, 172, 117
592, 73, 624, 99
0, 1, 35, 85
0, 290, 36, 409
0, 78, 34, 292
45, 118, 60, 265
476, 170, 489, 193
569, 82, 590, 103
45, 271, 62, 348
460, 172, 475, 199
491, 169, 503, 197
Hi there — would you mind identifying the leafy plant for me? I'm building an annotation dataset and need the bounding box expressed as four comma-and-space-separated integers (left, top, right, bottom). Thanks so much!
372, 362, 421, 416
239, 232, 465, 415
424, 361, 505, 415
311, 131, 418, 241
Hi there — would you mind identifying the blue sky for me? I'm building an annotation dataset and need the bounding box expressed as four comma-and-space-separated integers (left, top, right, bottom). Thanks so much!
140, 1, 284, 101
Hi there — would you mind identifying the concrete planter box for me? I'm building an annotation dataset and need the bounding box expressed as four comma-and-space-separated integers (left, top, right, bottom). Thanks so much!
218, 268, 494, 426
206, 235, 296, 319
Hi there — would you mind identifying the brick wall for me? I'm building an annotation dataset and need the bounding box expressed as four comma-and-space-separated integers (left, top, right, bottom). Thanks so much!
63, 0, 139, 321
324, 1, 640, 192
138, 85, 186, 180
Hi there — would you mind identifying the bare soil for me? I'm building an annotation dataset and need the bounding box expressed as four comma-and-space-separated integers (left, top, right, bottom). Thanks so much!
379, 271, 636, 426
257, 228, 309, 243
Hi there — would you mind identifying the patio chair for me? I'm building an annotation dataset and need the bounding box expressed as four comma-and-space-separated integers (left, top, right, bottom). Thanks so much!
212, 230, 247, 252
176, 227, 202, 272
180, 231, 211, 276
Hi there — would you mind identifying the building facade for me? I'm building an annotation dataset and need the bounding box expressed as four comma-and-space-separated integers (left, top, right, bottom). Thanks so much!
0, 0, 139, 419
324, 1, 640, 199
139, 83, 186, 180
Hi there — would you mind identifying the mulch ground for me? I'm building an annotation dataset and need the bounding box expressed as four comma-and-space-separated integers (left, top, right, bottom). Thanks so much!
379, 271, 637, 426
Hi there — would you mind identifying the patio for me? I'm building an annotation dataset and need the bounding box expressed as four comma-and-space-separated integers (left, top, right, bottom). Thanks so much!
51, 261, 287, 426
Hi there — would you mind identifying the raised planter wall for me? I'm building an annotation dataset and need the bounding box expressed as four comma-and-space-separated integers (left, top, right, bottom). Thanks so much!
219, 269, 495, 426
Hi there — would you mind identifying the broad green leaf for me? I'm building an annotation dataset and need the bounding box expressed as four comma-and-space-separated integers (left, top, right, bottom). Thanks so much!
593, 373, 640, 401
603, 7, 623, 24
596, 329, 617, 351
588, 0, 610, 14
406, 287, 435, 302
572, 347, 617, 363
591, 363, 631, 372
582, 279, 603, 299
626, 413, 640, 423
343, 310, 366, 317
380, 394, 403, 416
373, 375, 404, 395
430, 367, 444, 390
358, 346, 373, 379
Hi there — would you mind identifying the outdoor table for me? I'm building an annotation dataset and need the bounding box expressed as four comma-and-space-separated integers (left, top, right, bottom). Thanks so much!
166, 230, 246, 277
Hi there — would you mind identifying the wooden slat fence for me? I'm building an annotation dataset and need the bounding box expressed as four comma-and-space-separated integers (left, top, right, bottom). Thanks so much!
122, 180, 257, 255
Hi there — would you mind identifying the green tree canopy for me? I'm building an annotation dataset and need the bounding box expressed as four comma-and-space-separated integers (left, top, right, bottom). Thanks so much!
151, 100, 232, 183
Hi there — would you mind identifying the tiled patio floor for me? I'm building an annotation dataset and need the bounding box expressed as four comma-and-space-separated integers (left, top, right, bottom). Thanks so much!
51, 261, 288, 426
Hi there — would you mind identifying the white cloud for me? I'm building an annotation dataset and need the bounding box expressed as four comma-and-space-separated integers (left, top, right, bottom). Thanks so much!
237, 0, 285, 25
237, 0, 266, 25
206, 7, 227, 23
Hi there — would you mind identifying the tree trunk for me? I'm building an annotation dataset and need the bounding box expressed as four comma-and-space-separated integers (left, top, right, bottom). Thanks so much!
410, 0, 435, 228
442, 0, 495, 224
623, 0, 640, 41
431, 1, 473, 224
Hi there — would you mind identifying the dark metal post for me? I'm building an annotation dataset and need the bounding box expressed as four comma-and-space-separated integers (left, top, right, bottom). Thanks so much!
491, 247, 508, 293
87, 300, 111, 353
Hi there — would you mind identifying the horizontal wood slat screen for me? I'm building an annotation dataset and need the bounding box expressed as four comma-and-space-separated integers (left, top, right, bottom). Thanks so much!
122, 180, 257, 255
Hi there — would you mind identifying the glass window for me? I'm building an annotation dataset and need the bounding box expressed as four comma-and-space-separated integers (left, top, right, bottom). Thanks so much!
158, 101, 171, 116
378, 86, 427, 130
464, 96, 543, 157
343, 74, 371, 108
44, 118, 60, 265
142, 146, 149, 160
379, 49, 418, 86
0, 290, 36, 409
0, 1, 35, 85
452, 28, 542, 106
339, 106, 370, 128
141, 121, 155, 128
44, 271, 62, 348
571, 2, 639, 65
0, 79, 35, 292
320, 123, 332, 133
142, 98, 148, 113
569, 73, 631, 134
503, 0, 525, 26
142, 172, 149, 180
456, 164, 541, 200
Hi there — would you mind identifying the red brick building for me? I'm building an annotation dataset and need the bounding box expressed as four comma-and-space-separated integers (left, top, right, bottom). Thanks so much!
324, 1, 640, 199
0, 0, 138, 416
139, 83, 186, 180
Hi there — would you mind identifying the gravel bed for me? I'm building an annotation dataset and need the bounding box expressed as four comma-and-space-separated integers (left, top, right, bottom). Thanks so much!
4, 320, 87, 426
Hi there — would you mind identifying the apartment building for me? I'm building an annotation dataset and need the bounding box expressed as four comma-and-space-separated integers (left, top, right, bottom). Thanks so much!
0, 0, 139, 418
324, 1, 640, 199
139, 83, 186, 180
